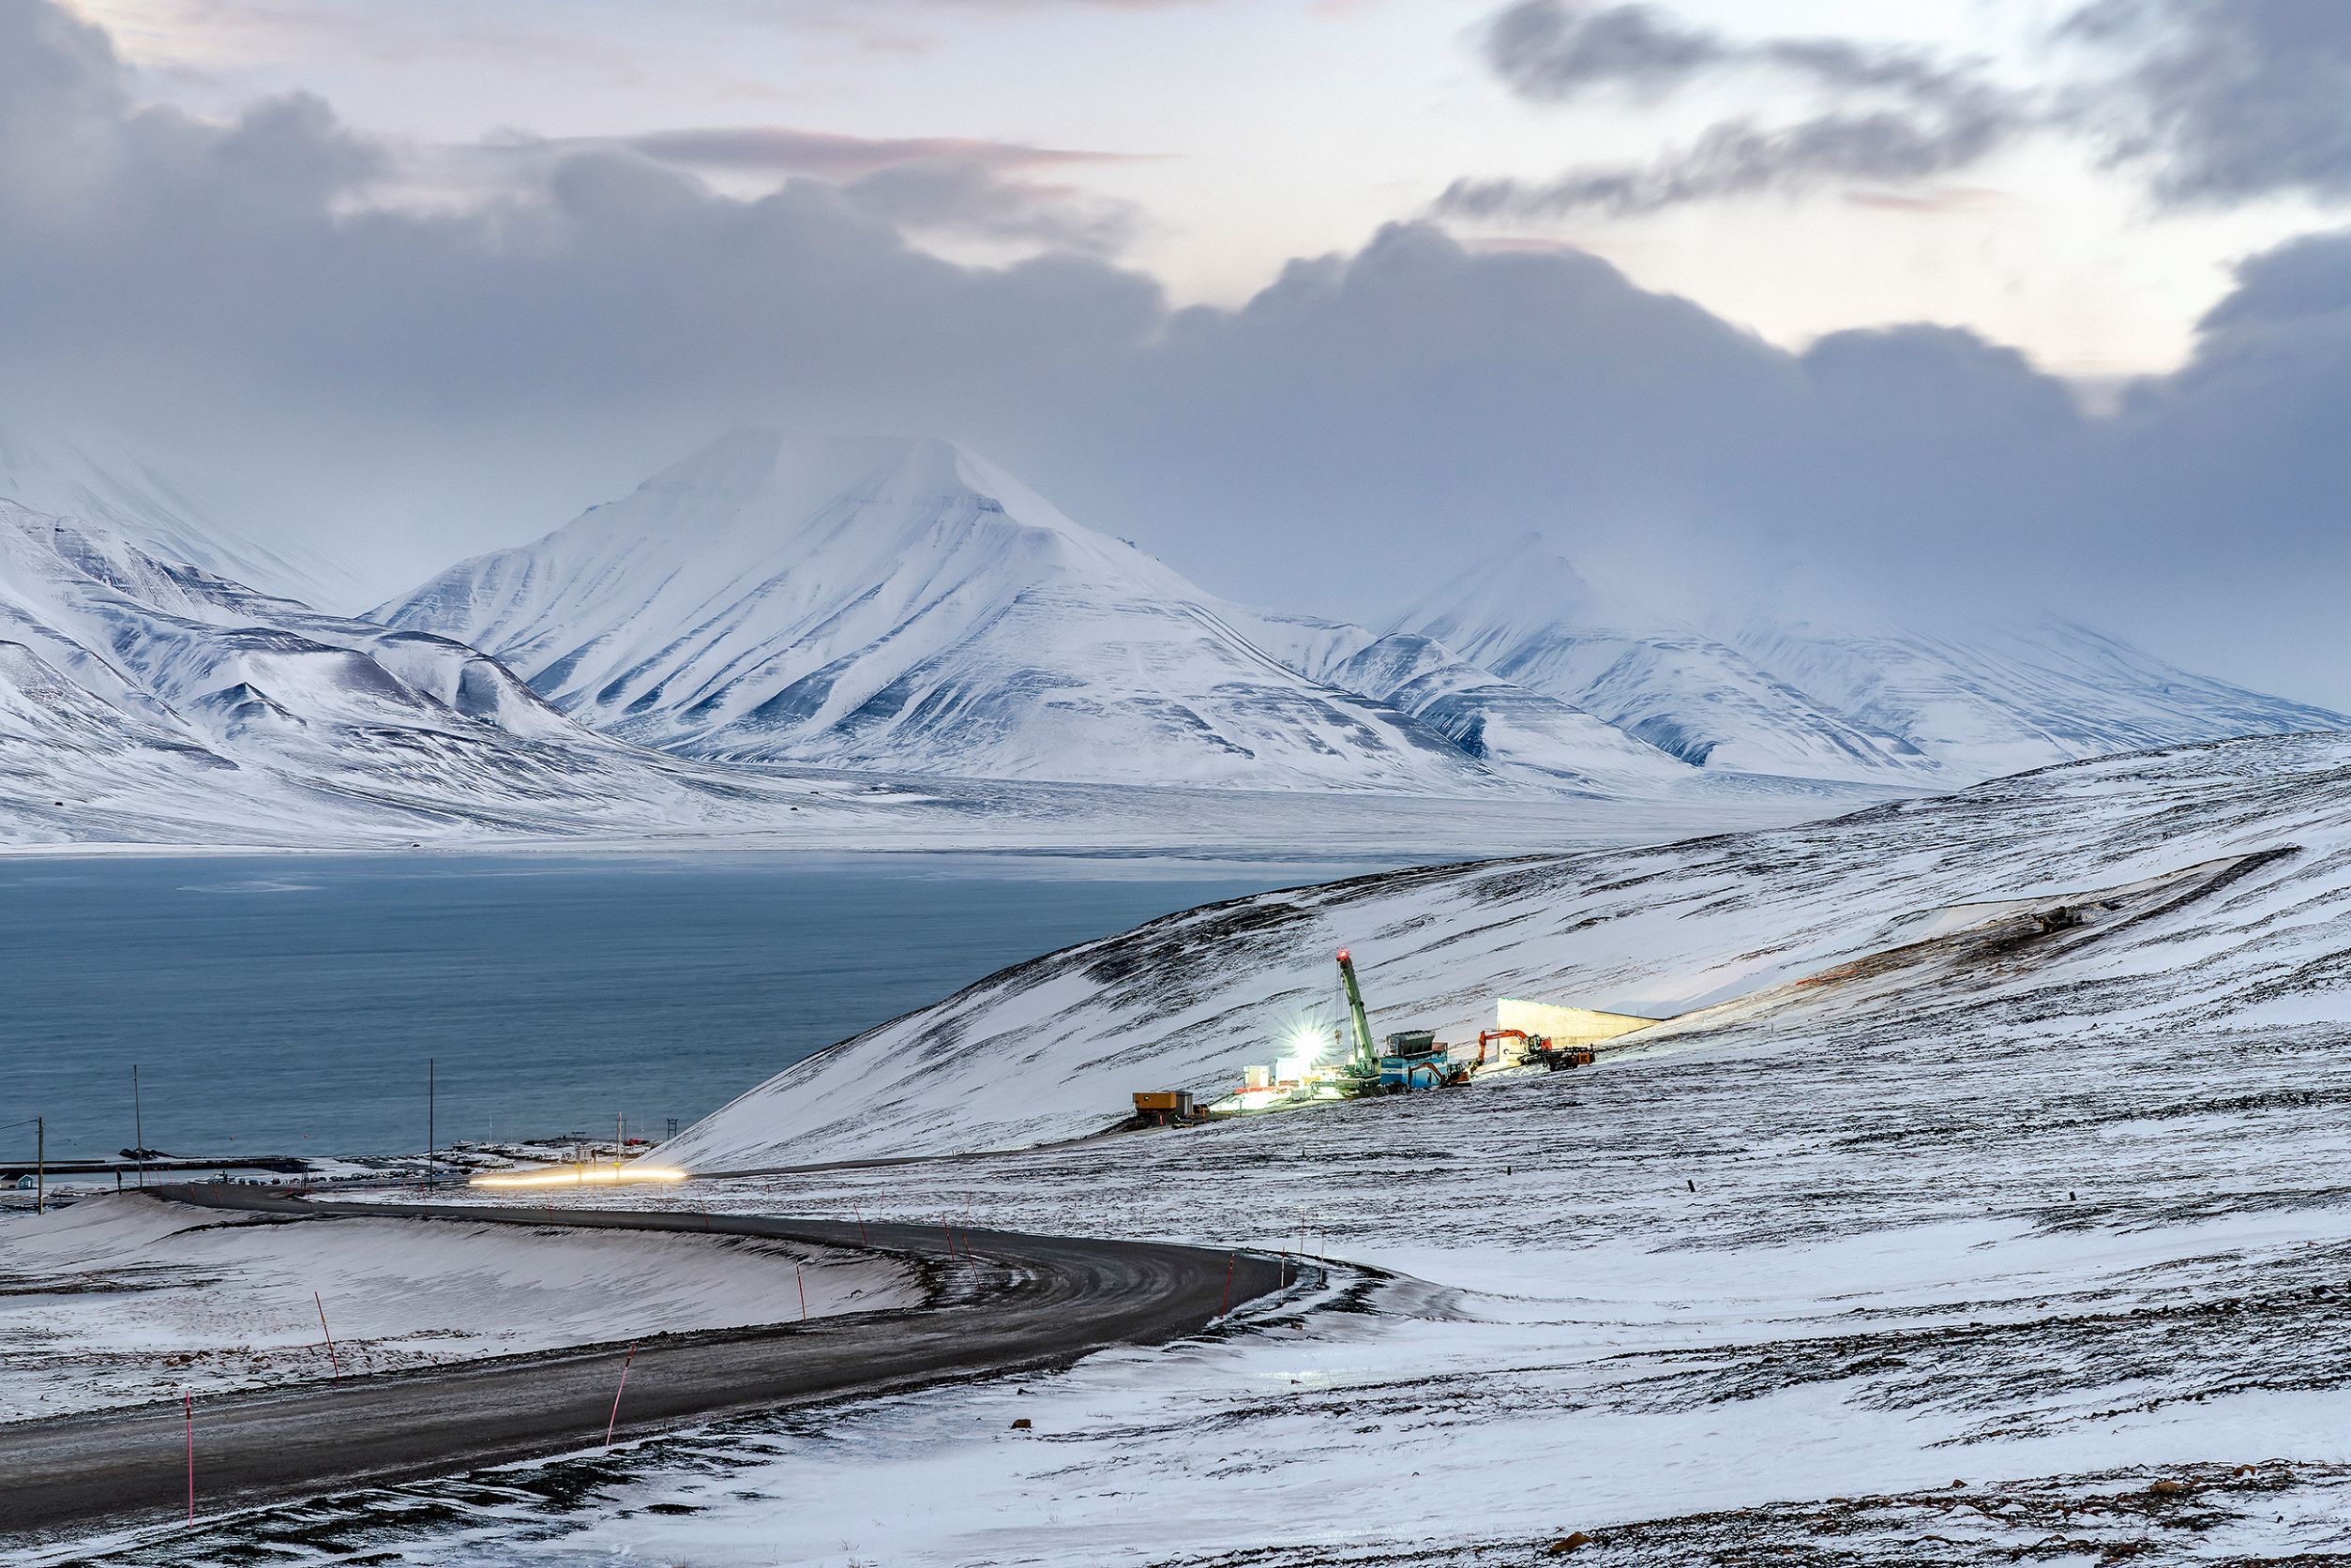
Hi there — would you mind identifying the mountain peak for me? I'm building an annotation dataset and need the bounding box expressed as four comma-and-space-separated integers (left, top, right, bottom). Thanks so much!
0, 422, 369, 611
374, 431, 1506, 790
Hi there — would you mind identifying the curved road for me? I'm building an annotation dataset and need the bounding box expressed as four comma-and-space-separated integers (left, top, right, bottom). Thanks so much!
0, 1185, 1289, 1545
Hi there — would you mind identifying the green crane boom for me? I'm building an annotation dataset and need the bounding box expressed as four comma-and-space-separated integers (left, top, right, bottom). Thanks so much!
1336, 948, 1377, 1071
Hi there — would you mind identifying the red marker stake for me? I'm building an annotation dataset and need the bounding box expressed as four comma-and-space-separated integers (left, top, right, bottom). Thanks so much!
857, 1214, 868, 1245
184, 1393, 194, 1523
796, 1264, 807, 1321
604, 1343, 637, 1451
1220, 1251, 1235, 1317
315, 1292, 340, 1380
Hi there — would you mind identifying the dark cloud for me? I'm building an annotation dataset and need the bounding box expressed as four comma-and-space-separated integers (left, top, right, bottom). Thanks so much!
1484, 0, 1731, 98
2064, 0, 2351, 204
1463, 0, 2351, 219
5, 0, 2351, 701
1454, 0, 2034, 217
1439, 103, 2017, 217
1484, 0, 1984, 105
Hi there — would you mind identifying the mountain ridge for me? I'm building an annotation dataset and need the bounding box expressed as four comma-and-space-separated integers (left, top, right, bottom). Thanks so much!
1393, 533, 2351, 785
377, 430, 1695, 793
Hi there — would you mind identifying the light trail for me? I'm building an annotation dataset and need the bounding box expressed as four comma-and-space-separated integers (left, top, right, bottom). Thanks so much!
468, 1166, 688, 1189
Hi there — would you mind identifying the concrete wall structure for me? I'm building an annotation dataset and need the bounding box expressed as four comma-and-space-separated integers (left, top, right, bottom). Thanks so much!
1497, 999, 1660, 1048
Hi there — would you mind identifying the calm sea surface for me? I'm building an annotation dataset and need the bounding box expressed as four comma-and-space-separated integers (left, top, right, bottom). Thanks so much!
0, 852, 1371, 1163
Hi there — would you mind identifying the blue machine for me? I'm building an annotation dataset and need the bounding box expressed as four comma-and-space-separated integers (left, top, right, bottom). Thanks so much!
1335, 951, 1469, 1094
1376, 1028, 1465, 1091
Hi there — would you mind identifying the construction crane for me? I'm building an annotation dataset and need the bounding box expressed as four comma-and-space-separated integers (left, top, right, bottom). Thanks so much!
1334, 948, 1469, 1093
1336, 947, 1378, 1077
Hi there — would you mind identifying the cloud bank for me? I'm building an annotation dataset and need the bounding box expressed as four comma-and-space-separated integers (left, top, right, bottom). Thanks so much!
4, 0, 2351, 701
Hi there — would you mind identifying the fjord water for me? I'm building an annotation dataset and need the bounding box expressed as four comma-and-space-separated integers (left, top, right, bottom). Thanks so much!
1, 853, 1359, 1164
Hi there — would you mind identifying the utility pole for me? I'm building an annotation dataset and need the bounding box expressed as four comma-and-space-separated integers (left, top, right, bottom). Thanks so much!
615, 1110, 624, 1177
33, 1117, 41, 1216
132, 1064, 144, 1189
427, 1058, 436, 1188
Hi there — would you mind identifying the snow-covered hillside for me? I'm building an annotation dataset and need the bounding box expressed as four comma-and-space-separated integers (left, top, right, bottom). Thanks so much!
0, 426, 366, 612
1394, 537, 1936, 781
1396, 535, 2350, 785
1230, 606, 1694, 790
375, 432, 1695, 793
0, 501, 896, 847
420, 725, 2351, 1568
0, 497, 1876, 854
662, 727, 2351, 1168
1720, 613, 2351, 783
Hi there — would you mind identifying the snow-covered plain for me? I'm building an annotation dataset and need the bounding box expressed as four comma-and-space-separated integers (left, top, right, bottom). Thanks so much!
0, 1193, 919, 1425
46, 727, 2351, 1568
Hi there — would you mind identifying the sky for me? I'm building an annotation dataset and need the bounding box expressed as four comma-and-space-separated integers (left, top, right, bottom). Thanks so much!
9, 0, 2351, 700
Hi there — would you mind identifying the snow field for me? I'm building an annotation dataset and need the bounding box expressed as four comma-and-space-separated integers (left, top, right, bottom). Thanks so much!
0, 1193, 921, 1424
356, 997, 2351, 1566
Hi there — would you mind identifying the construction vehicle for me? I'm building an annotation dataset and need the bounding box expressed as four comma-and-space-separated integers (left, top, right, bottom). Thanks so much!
1334, 949, 1470, 1093
1477, 1026, 1596, 1071
1130, 1090, 1201, 1126
1337, 947, 1379, 1090
1528, 1039, 1597, 1071
1477, 1028, 1531, 1066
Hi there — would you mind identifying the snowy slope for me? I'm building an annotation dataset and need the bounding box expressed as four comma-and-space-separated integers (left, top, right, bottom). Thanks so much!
1228, 605, 1694, 789
0, 501, 897, 847
1394, 536, 1934, 782
0, 426, 367, 612
377, 432, 1613, 792
0, 496, 1869, 854
661, 727, 2351, 1168
1398, 535, 2350, 787
471, 742, 2351, 1568
1721, 613, 2351, 783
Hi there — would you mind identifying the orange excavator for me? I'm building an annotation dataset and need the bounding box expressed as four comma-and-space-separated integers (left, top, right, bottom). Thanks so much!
1477, 1028, 1595, 1071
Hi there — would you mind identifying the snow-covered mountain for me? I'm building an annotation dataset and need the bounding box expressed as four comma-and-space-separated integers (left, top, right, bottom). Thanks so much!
0, 500, 882, 846
0, 496, 1872, 854
377, 431, 1686, 793
1395, 535, 2349, 785
0, 427, 367, 612
1228, 607, 1695, 790
1717, 614, 2351, 783
1394, 537, 1933, 782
